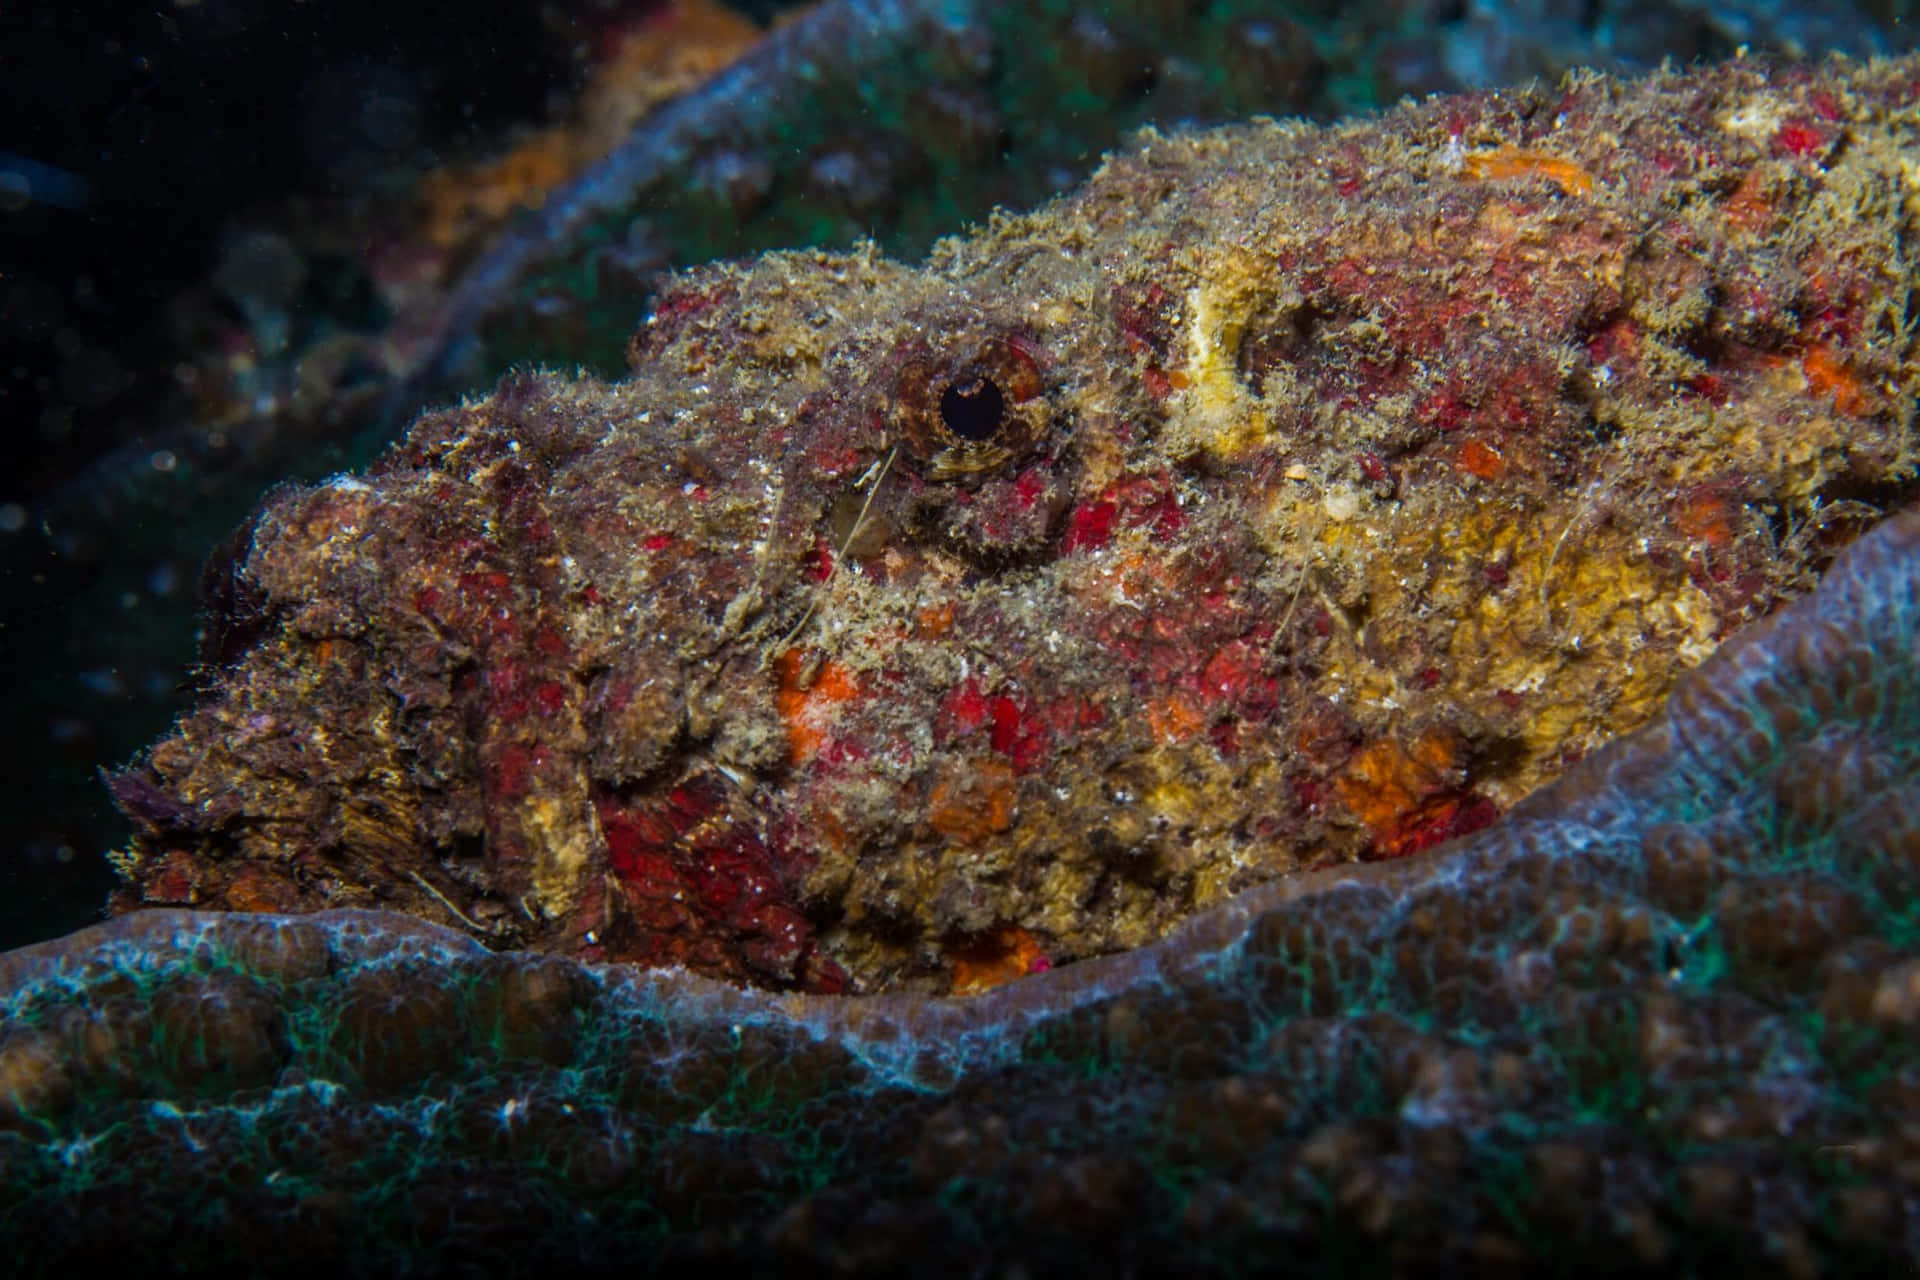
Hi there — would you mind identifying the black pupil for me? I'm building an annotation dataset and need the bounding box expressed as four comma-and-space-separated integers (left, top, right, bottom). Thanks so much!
939, 374, 1006, 442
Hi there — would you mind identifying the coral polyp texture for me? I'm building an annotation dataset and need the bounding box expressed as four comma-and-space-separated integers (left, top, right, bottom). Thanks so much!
8, 504, 1920, 1272
108, 54, 1920, 996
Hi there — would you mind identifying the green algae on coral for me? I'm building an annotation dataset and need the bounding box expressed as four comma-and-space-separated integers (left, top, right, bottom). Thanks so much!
10, 504, 1920, 1273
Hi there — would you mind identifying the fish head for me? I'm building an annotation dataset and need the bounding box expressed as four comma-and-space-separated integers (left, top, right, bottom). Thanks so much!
554, 243, 1245, 992
492, 220, 1374, 995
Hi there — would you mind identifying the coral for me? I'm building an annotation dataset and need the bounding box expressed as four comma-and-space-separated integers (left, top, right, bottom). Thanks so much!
406, 0, 1920, 388
110, 55, 1920, 995
413, 0, 762, 257
9, 505, 1920, 1272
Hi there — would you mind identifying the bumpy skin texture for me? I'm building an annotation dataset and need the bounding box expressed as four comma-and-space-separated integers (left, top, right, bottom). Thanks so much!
11, 506, 1920, 1274
113, 55, 1920, 994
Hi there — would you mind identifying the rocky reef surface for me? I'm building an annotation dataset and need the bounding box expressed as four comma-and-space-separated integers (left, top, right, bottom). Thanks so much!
107, 55, 1920, 996
5, 499, 1920, 1274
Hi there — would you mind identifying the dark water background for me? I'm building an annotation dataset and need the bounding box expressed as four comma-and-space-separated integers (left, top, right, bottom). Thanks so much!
0, 0, 583, 946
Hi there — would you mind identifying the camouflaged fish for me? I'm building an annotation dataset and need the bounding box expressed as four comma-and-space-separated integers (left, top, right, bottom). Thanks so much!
111, 55, 1920, 993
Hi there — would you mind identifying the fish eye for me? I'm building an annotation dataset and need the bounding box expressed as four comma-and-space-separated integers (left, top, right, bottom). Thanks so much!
884, 327, 1048, 478
939, 373, 1006, 442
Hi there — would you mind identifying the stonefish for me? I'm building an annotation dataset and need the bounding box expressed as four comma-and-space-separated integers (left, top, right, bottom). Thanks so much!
112, 56, 1920, 994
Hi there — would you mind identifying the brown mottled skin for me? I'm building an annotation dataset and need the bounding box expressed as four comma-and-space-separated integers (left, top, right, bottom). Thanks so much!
113, 55, 1919, 993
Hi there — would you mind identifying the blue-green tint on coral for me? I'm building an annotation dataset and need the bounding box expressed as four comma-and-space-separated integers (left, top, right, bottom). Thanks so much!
7, 513, 1920, 1273
405, 0, 1347, 395
409, 0, 1919, 402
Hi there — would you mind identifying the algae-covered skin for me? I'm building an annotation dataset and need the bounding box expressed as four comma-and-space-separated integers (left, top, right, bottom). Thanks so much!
111, 55, 1920, 994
